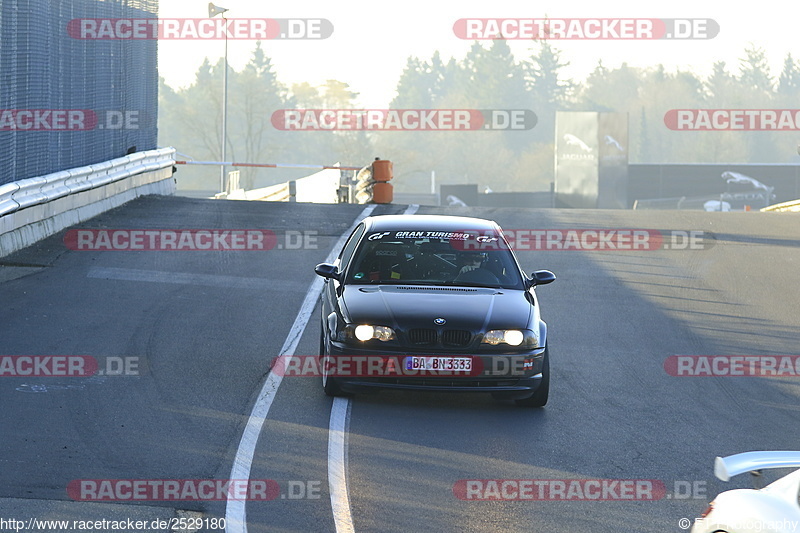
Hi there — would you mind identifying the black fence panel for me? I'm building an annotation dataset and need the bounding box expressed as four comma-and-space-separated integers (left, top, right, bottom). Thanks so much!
0, 0, 158, 185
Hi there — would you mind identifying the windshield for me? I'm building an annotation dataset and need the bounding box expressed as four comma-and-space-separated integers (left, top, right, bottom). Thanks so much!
346, 232, 524, 289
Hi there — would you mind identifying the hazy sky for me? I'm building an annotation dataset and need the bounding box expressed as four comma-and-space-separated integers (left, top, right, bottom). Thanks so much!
157, 0, 800, 108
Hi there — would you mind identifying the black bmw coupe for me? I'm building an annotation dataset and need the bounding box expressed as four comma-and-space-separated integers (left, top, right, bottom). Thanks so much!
314, 214, 555, 407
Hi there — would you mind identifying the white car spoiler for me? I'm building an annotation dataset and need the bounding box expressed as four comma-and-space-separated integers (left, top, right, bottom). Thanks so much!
715, 451, 800, 482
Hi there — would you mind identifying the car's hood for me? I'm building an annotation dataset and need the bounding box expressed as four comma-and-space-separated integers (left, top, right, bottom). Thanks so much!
340, 285, 532, 331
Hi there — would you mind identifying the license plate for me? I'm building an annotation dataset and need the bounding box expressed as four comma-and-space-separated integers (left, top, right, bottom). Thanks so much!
404, 356, 472, 372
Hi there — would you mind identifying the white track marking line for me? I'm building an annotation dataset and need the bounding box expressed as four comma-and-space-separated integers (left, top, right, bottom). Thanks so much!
225, 205, 376, 533
326, 203, 419, 533
328, 397, 354, 533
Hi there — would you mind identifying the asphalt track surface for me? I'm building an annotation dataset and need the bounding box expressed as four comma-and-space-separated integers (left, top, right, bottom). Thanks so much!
1, 195, 799, 532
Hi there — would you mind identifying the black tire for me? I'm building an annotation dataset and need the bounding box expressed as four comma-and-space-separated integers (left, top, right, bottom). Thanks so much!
319, 320, 326, 357
515, 347, 550, 407
322, 361, 347, 397
320, 322, 349, 397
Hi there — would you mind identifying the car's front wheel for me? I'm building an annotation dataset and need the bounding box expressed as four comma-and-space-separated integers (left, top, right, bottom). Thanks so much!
322, 356, 348, 396
515, 347, 550, 407
320, 325, 348, 397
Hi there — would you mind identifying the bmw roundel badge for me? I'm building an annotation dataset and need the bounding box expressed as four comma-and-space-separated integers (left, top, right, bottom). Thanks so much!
433, 317, 446, 325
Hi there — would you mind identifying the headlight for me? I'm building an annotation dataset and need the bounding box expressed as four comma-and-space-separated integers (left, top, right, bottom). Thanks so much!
482, 329, 536, 347
350, 324, 396, 342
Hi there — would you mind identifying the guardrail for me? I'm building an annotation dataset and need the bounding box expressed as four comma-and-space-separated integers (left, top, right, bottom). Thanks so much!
0, 147, 175, 218
0, 147, 176, 257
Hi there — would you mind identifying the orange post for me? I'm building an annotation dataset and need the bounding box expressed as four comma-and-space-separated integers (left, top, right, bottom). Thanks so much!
372, 160, 393, 182
372, 182, 393, 204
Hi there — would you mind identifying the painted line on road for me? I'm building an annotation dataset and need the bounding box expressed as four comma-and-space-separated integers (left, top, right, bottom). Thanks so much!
328, 397, 354, 533
325, 203, 419, 533
224, 205, 377, 533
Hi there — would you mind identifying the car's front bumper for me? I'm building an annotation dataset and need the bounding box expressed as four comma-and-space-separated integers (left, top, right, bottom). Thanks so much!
325, 342, 546, 398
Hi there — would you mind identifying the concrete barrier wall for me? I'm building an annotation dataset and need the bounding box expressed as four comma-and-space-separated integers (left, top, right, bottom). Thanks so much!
0, 147, 176, 258
226, 167, 341, 203
294, 168, 341, 203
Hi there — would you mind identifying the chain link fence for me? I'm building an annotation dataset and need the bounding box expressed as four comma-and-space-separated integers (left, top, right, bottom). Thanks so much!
0, 0, 158, 185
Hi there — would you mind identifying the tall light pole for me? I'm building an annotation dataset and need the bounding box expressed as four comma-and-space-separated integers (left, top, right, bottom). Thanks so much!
209, 3, 229, 193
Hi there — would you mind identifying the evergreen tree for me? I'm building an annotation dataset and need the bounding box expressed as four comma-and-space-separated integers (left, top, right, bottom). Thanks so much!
233, 41, 291, 189
158, 38, 800, 194
776, 53, 800, 106
738, 44, 773, 97
162, 58, 226, 191
705, 61, 736, 106
524, 41, 572, 143
576, 62, 640, 112
737, 44, 780, 161
390, 57, 434, 108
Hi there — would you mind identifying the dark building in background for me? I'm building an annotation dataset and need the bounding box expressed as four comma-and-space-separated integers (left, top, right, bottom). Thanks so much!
554, 112, 629, 208
554, 112, 599, 208
0, 0, 158, 185
596, 113, 629, 209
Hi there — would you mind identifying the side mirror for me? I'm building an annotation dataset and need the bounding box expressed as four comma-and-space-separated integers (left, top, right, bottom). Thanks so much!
315, 263, 340, 280
528, 269, 556, 287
